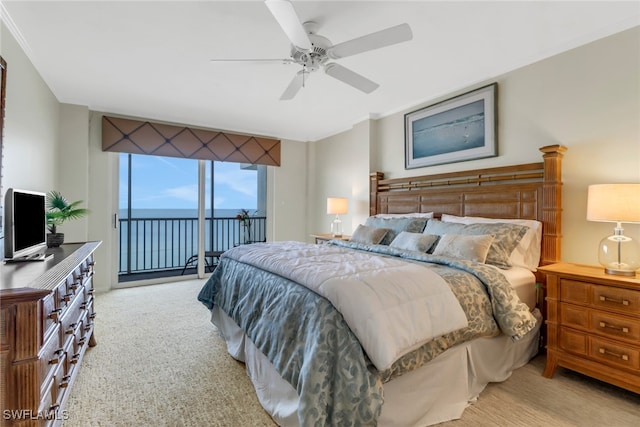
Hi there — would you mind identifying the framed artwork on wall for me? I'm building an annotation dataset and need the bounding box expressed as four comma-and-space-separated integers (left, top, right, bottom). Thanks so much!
405, 83, 497, 169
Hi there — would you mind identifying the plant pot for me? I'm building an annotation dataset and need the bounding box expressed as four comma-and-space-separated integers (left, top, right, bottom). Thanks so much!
47, 233, 64, 248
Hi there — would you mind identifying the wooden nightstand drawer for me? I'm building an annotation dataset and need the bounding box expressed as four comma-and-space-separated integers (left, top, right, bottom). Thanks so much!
589, 336, 639, 371
559, 327, 587, 355
560, 303, 589, 330
592, 285, 640, 316
591, 311, 640, 342
560, 279, 590, 305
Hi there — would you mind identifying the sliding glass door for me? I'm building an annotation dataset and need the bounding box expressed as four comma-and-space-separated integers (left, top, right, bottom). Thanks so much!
118, 154, 266, 282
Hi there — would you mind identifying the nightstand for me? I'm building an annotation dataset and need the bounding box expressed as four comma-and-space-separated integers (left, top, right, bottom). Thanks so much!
538, 262, 640, 393
311, 233, 350, 244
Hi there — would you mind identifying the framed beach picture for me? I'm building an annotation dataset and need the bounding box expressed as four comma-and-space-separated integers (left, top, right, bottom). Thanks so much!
405, 83, 497, 169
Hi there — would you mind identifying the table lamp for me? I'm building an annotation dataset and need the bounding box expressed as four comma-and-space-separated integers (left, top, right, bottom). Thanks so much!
327, 197, 348, 237
586, 183, 640, 276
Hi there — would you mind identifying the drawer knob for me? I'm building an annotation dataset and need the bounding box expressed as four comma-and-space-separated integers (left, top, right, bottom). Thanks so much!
65, 323, 78, 334
89, 312, 97, 320
598, 347, 630, 361
49, 309, 62, 323
69, 281, 80, 290
49, 349, 64, 365
599, 295, 630, 306
598, 321, 629, 334
60, 375, 71, 388
70, 353, 80, 364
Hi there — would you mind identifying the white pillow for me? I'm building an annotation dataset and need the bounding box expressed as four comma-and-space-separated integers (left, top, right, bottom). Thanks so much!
441, 214, 542, 271
432, 234, 495, 263
374, 212, 434, 219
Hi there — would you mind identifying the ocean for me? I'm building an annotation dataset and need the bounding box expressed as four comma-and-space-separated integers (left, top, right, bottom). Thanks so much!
118, 208, 264, 274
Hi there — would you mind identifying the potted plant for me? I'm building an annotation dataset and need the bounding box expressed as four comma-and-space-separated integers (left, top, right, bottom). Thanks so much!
46, 190, 90, 247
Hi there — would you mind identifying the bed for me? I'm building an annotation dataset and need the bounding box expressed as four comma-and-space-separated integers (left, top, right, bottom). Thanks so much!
198, 145, 567, 426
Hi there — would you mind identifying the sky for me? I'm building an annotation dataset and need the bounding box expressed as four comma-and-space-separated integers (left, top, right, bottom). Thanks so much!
118, 153, 258, 211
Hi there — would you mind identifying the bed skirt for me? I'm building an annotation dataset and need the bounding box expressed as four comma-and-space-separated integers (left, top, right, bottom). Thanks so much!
211, 306, 541, 427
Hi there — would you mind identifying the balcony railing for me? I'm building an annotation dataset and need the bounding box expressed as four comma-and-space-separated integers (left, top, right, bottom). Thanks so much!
118, 216, 266, 278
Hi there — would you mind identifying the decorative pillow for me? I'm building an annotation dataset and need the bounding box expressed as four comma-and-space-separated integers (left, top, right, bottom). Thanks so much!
389, 232, 438, 253
441, 214, 542, 271
350, 224, 389, 245
423, 220, 528, 269
432, 234, 495, 263
374, 212, 434, 219
365, 217, 428, 245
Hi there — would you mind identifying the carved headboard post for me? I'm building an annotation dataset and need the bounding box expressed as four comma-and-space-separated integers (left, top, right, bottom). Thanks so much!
539, 145, 567, 267
370, 172, 384, 216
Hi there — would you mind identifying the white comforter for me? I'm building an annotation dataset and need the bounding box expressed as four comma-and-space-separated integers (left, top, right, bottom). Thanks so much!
222, 241, 468, 371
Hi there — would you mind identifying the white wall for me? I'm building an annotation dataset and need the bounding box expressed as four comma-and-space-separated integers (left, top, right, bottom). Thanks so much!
1, 24, 58, 194
267, 139, 308, 242
312, 26, 640, 267
308, 120, 371, 240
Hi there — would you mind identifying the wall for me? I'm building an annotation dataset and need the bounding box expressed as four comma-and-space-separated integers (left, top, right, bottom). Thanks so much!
0, 23, 58, 195
312, 27, 640, 267
268, 139, 308, 242
308, 120, 371, 240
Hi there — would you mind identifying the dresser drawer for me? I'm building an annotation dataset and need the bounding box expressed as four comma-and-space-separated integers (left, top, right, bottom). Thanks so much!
591, 311, 640, 343
40, 346, 67, 410
560, 279, 590, 304
59, 289, 86, 340
38, 324, 64, 393
560, 303, 589, 330
592, 285, 640, 316
42, 292, 59, 342
559, 327, 588, 355
589, 336, 640, 371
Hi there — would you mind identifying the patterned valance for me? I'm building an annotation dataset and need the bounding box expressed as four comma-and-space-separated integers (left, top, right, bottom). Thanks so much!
102, 116, 280, 166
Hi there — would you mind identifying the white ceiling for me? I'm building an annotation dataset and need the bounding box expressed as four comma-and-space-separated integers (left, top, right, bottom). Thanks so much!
2, 1, 639, 142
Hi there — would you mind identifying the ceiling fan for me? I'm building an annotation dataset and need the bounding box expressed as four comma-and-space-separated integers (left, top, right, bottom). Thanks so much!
211, 0, 413, 100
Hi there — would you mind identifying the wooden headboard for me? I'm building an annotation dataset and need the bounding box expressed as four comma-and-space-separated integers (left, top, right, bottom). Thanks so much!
370, 145, 567, 273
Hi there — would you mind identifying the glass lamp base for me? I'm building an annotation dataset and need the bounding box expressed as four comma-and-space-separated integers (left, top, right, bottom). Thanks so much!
604, 266, 637, 276
598, 233, 640, 277
331, 217, 343, 237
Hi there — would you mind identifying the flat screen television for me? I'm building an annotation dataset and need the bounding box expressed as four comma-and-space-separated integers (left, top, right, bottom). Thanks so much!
3, 188, 49, 262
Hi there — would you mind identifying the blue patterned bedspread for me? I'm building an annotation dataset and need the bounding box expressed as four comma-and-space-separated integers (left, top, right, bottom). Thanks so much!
197, 241, 536, 426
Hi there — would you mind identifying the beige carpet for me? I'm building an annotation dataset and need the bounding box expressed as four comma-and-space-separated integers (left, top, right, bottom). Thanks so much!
64, 280, 640, 427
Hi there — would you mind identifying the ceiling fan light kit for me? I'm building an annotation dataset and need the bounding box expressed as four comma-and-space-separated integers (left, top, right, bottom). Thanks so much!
215, 0, 413, 100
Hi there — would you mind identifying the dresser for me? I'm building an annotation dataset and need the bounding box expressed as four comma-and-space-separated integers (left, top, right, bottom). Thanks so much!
0, 241, 101, 426
539, 262, 639, 393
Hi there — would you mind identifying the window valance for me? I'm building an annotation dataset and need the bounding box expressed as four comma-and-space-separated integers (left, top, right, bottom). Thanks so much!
101, 116, 280, 166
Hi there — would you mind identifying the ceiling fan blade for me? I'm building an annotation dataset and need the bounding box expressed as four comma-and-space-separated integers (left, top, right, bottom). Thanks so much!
324, 63, 379, 94
327, 23, 412, 59
265, 0, 312, 51
210, 58, 294, 64
280, 70, 309, 100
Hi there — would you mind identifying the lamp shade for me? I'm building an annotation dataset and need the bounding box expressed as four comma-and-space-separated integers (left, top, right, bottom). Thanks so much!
327, 197, 348, 215
587, 184, 640, 223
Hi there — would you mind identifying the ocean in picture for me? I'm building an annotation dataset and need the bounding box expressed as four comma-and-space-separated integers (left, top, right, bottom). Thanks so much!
118, 208, 263, 274
412, 99, 485, 159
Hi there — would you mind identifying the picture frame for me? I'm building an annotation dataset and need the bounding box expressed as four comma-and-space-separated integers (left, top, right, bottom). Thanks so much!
405, 83, 497, 169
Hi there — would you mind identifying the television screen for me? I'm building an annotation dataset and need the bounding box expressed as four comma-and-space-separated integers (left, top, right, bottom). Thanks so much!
14, 191, 46, 251
4, 188, 47, 261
